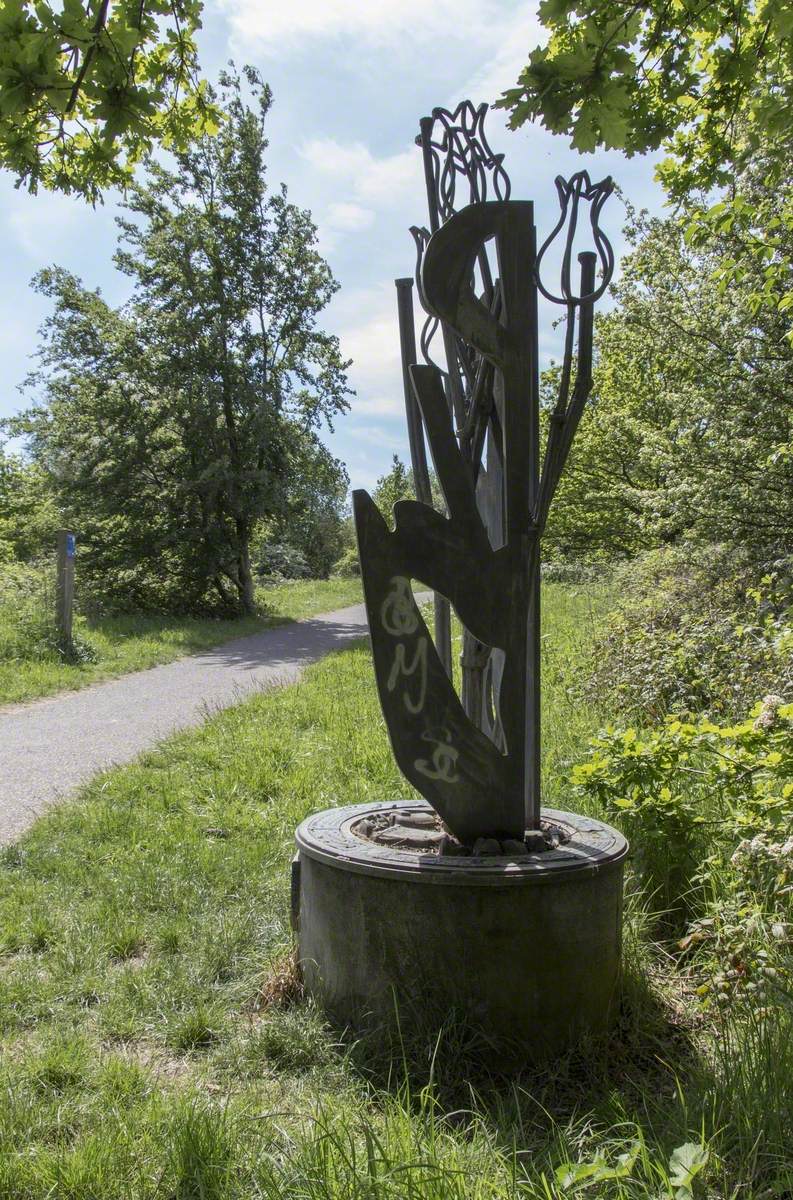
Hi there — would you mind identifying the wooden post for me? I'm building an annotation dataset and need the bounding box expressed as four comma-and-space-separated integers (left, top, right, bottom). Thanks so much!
56, 530, 76, 650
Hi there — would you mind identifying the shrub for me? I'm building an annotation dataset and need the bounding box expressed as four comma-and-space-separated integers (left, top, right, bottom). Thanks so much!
254, 541, 311, 582
0, 558, 97, 664
582, 545, 792, 722
573, 699, 793, 980
333, 545, 360, 578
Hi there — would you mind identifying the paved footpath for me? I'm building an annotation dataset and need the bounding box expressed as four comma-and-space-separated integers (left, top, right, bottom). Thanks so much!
0, 600, 380, 846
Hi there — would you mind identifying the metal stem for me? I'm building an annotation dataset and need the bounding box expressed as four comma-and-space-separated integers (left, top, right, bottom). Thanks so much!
395, 276, 453, 678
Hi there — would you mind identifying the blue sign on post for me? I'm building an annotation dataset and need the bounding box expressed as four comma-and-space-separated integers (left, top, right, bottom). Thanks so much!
66, 533, 76, 559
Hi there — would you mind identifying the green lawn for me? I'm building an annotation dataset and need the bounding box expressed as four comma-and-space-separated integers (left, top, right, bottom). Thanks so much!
0, 581, 788, 1198
0, 577, 362, 708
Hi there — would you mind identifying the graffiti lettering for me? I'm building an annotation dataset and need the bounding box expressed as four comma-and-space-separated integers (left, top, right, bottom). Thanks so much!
414, 728, 459, 784
387, 638, 428, 714
380, 576, 418, 637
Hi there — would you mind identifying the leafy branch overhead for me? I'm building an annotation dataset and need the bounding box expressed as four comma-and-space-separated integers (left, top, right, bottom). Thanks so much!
497, 2, 793, 342
0, 0, 219, 201
497, 1, 792, 188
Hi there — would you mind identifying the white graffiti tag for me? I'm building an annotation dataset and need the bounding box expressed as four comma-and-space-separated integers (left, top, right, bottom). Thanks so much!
387, 638, 428, 714
380, 576, 418, 637
414, 728, 459, 784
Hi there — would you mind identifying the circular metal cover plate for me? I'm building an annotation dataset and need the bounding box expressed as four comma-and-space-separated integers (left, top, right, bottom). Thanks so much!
295, 801, 628, 886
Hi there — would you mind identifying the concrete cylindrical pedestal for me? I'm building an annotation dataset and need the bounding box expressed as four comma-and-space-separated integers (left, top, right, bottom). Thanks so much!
294, 802, 628, 1062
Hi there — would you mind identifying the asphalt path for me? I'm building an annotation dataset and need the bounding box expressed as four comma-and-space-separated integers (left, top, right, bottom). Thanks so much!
0, 599, 385, 846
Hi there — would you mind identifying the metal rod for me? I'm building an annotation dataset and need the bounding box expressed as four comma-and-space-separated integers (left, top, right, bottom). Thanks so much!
525, 219, 542, 831
395, 276, 453, 678
537, 253, 597, 527
396, 278, 431, 496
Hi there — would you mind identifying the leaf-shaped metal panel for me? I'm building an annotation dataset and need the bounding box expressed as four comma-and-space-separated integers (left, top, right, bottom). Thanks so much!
353, 491, 520, 840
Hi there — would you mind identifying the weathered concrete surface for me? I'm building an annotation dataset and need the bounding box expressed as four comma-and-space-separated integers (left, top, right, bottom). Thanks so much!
296, 802, 628, 1064
0, 601, 381, 846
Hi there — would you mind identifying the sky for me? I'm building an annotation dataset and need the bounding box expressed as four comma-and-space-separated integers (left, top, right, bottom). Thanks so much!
0, 0, 667, 494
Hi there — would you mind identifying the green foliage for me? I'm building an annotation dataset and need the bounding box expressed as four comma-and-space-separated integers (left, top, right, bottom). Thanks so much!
11, 68, 350, 616
0, 0, 219, 202
254, 541, 310, 582
371, 453, 448, 528
555, 1135, 709, 1198
573, 695, 793, 1037
332, 544, 360, 578
0, 445, 59, 562
260, 434, 349, 580
573, 722, 709, 921
544, 206, 793, 562
582, 547, 792, 723
498, 2, 793, 336
372, 453, 413, 525
498, 1, 792, 175
0, 557, 96, 665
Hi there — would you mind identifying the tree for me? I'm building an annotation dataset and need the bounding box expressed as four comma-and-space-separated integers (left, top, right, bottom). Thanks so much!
497, 1, 793, 334
11, 69, 351, 614
0, 0, 218, 202
543, 202, 793, 562
258, 433, 349, 579
0, 443, 59, 562
538, 367, 650, 562
372, 455, 413, 520
372, 454, 446, 524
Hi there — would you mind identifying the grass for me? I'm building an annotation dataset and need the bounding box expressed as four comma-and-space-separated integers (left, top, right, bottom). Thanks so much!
0, 579, 790, 1198
0, 574, 362, 707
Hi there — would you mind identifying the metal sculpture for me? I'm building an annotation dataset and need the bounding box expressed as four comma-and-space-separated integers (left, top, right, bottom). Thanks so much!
353, 102, 614, 843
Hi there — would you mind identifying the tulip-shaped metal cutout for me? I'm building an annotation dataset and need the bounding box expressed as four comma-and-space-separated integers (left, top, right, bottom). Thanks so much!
354, 107, 614, 844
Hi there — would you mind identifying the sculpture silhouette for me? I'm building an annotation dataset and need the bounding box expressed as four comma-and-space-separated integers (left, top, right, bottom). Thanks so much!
354, 103, 614, 843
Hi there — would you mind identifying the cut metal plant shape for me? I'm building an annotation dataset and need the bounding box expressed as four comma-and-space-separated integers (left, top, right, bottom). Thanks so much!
353, 102, 614, 844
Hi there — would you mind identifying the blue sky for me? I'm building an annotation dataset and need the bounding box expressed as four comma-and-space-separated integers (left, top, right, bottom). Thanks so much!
0, 0, 667, 493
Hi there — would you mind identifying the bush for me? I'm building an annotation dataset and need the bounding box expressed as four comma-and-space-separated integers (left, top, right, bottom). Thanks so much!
0, 559, 56, 660
332, 545, 359, 578
573, 697, 793, 966
0, 559, 97, 665
540, 558, 609, 585
254, 541, 311, 582
582, 545, 792, 722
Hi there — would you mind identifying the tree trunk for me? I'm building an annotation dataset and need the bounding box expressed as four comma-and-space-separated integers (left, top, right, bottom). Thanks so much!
236, 533, 257, 616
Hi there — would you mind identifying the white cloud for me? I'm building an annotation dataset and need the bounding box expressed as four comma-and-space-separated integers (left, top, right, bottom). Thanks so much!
350, 394, 404, 418
221, 0, 526, 54
301, 138, 421, 209
349, 423, 406, 446
457, 10, 545, 106
330, 284, 407, 418
326, 202, 375, 233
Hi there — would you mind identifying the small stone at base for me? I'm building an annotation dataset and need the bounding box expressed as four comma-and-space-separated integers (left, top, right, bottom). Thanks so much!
395, 810, 437, 829
438, 834, 469, 857
523, 831, 546, 852
472, 837, 502, 856
374, 825, 443, 849
501, 838, 529, 857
